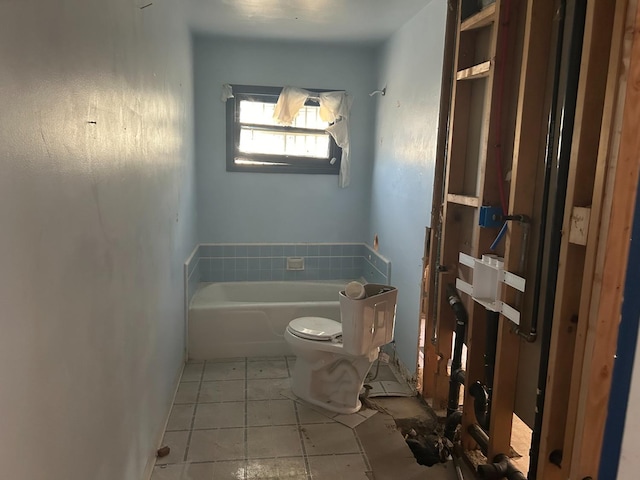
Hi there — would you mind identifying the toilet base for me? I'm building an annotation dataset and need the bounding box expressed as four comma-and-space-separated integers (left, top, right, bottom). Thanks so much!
289, 349, 378, 415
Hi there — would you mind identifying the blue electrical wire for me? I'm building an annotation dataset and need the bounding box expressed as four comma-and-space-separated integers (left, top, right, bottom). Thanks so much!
490, 222, 508, 251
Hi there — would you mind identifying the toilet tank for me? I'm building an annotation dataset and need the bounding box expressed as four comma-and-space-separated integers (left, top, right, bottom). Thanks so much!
338, 284, 397, 356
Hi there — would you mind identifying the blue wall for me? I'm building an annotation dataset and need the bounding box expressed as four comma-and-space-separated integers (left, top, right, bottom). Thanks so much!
369, 1, 447, 372
194, 36, 377, 243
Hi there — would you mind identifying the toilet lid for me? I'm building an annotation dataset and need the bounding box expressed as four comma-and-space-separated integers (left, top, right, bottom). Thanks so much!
288, 317, 342, 341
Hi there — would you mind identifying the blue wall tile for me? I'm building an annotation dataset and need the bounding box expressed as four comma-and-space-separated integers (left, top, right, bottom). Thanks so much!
189, 243, 388, 285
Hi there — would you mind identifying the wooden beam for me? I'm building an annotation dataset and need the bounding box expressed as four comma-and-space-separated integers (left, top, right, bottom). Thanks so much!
456, 61, 492, 81
537, 0, 618, 477
447, 194, 480, 208
570, 0, 640, 477
488, 0, 556, 462
422, 0, 458, 400
461, 3, 497, 32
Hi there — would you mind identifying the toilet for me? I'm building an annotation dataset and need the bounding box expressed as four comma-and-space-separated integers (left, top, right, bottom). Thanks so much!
284, 284, 397, 414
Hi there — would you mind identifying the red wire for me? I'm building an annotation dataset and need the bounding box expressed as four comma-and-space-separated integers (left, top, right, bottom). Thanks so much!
494, 0, 511, 216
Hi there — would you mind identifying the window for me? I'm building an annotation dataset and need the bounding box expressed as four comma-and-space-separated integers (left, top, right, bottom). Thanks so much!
226, 85, 342, 174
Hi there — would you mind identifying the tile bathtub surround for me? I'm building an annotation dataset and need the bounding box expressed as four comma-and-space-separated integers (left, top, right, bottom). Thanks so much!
153, 356, 375, 480
195, 243, 390, 285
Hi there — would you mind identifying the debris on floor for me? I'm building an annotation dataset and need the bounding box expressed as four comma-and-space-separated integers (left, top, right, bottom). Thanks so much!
156, 446, 170, 458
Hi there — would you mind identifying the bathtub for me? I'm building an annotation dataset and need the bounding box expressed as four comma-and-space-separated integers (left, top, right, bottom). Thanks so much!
188, 281, 346, 360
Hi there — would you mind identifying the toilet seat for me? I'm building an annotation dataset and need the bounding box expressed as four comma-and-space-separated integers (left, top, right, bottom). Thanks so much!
288, 317, 342, 341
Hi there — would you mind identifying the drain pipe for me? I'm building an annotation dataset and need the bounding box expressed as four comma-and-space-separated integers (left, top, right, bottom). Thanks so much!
468, 426, 526, 480
477, 454, 527, 480
446, 284, 469, 417
469, 310, 500, 431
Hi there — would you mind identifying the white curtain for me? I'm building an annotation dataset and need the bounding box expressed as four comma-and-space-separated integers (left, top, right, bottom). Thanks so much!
273, 86, 353, 188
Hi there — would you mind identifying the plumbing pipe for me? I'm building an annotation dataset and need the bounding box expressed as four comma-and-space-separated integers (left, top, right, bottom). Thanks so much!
469, 310, 500, 430
468, 423, 489, 455
469, 381, 491, 431
445, 410, 463, 442
529, 0, 587, 476
446, 284, 469, 416
477, 454, 527, 480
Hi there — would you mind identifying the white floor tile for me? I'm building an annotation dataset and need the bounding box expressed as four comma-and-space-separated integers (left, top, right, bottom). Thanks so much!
199, 380, 245, 403
295, 404, 334, 424
156, 431, 188, 465
300, 423, 361, 455
246, 378, 290, 400
246, 457, 307, 479
194, 402, 245, 429
166, 404, 195, 431
246, 425, 303, 458
203, 361, 246, 381
187, 428, 245, 462
247, 399, 297, 426
174, 383, 199, 404
308, 453, 370, 479
247, 360, 288, 379
181, 364, 204, 382
211, 460, 246, 479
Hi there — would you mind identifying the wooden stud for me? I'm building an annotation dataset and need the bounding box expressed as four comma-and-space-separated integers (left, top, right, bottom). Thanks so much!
538, 0, 618, 477
456, 61, 492, 80
461, 3, 497, 32
488, 0, 556, 462
570, 0, 640, 477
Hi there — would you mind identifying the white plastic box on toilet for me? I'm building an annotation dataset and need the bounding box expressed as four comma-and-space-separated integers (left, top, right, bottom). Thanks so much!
339, 284, 397, 356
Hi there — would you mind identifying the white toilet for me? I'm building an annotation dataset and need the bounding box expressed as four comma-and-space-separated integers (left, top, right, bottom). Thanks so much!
284, 284, 397, 414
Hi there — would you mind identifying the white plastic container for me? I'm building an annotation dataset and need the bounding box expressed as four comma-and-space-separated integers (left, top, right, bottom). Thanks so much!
338, 284, 398, 356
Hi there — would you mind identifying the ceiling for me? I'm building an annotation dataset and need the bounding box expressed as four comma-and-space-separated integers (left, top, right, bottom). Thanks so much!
187, 0, 432, 44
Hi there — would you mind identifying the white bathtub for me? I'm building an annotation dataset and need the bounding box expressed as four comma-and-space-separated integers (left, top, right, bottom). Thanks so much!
188, 281, 346, 360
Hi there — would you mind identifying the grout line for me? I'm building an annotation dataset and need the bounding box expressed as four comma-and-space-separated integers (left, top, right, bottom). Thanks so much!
353, 428, 373, 472
287, 356, 312, 480
293, 401, 313, 480
182, 362, 205, 462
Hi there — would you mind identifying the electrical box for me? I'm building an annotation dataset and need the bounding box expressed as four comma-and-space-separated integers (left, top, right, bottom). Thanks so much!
479, 206, 503, 228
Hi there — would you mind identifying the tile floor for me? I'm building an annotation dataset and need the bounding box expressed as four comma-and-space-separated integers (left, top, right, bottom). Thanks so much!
152, 356, 378, 480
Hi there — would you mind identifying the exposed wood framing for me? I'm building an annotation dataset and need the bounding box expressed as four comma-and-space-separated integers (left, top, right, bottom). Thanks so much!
488, 0, 556, 461
570, 0, 640, 476
421, 0, 458, 403
537, 0, 622, 477
424, 0, 638, 476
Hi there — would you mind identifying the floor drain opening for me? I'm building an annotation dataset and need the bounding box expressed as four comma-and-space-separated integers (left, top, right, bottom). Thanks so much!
396, 417, 453, 467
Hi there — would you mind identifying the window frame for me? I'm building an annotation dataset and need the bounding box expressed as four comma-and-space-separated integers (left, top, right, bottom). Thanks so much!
226, 84, 342, 174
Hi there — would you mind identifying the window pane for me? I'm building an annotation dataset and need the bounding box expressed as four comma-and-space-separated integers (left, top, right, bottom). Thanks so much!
239, 128, 330, 158
238, 100, 329, 129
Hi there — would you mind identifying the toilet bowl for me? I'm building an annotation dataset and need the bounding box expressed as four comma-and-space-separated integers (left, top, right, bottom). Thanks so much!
284, 284, 397, 414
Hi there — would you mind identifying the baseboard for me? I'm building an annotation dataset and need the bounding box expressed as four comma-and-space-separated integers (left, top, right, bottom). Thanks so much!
141, 361, 185, 480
